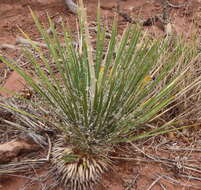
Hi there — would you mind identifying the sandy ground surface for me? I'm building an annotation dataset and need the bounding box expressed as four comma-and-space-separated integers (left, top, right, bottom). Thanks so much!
0, 0, 201, 189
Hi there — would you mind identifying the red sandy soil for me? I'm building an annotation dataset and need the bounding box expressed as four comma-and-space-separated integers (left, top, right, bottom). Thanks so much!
0, 0, 201, 190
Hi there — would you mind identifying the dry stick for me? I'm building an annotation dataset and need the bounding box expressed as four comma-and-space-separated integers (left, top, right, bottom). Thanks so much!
110, 156, 154, 163
0, 44, 20, 50
0, 140, 40, 164
113, 8, 136, 24
125, 174, 140, 190
5, 173, 43, 181
160, 174, 200, 189
143, 16, 159, 26
5, 173, 47, 190
47, 17, 63, 34
64, 0, 78, 14
179, 174, 201, 182
89, 26, 111, 39
45, 133, 52, 161
112, 6, 156, 27
166, 0, 186, 8
129, 143, 201, 174
0, 133, 51, 174
16, 36, 48, 48
0, 160, 45, 174
113, 0, 186, 27
16, 36, 70, 48
146, 175, 163, 190
20, 180, 40, 190
161, 0, 170, 25
142, 0, 172, 36
159, 182, 168, 190
165, 146, 201, 152
29, 164, 47, 190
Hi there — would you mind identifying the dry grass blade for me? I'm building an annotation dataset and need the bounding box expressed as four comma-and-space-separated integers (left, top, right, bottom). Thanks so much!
0, 160, 46, 174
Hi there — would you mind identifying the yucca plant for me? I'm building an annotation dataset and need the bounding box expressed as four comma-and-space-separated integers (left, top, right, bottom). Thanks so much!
0, 1, 201, 189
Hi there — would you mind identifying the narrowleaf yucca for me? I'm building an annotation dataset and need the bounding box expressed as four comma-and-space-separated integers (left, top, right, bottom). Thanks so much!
0, 2, 200, 190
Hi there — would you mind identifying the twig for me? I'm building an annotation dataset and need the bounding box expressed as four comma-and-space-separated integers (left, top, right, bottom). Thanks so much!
125, 174, 139, 190
89, 26, 111, 39
64, 0, 78, 14
0, 160, 46, 174
167, 0, 186, 8
0, 44, 20, 50
16, 36, 70, 48
16, 36, 48, 48
159, 182, 168, 190
110, 156, 153, 163
0, 139, 40, 164
5, 173, 43, 181
113, 2, 136, 24
162, 0, 170, 24
146, 176, 163, 190
179, 174, 201, 182
46, 17, 63, 34
45, 133, 52, 161
143, 16, 159, 26
160, 174, 200, 189
165, 146, 201, 152
0, 133, 51, 174
113, 8, 136, 24
129, 143, 201, 175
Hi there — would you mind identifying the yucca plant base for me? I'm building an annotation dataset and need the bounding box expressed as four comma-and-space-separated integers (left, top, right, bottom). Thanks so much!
51, 137, 108, 189
0, 2, 200, 189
